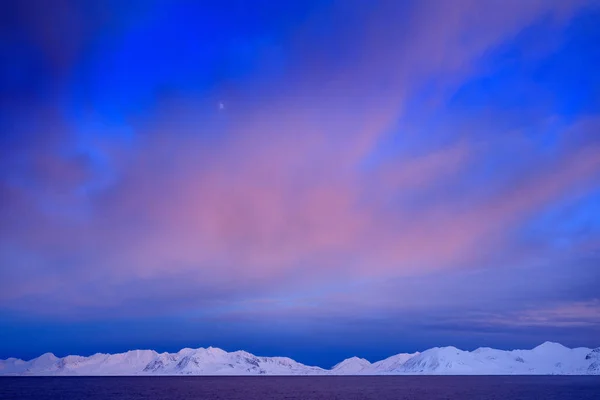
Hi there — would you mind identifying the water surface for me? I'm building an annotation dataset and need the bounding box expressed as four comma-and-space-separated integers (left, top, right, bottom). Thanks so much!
1, 376, 599, 399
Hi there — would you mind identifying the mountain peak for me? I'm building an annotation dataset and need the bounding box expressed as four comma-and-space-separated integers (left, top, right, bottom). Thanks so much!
37, 353, 58, 361
333, 356, 370, 368
331, 356, 371, 374
534, 341, 568, 352
347, 356, 369, 363
206, 346, 226, 354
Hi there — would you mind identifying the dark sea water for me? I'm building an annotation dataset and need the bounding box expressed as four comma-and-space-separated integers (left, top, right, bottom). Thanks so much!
1, 376, 599, 400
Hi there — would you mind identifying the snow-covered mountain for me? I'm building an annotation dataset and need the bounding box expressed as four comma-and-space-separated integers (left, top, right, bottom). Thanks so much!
1, 342, 599, 376
0, 346, 326, 376
366, 352, 419, 374
331, 356, 372, 374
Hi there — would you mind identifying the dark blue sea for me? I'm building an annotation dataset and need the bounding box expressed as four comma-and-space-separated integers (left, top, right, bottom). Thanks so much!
1, 376, 599, 399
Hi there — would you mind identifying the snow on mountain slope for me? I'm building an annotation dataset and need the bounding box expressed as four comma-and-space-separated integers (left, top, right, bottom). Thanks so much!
0, 357, 28, 375
331, 357, 371, 374
584, 347, 600, 374
397, 342, 595, 375
143, 348, 326, 375
1, 350, 159, 376
366, 352, 419, 374
57, 350, 159, 375
1, 342, 598, 376
0, 347, 326, 376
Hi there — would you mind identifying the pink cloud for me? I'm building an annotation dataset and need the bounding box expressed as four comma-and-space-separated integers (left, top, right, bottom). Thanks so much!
51, 115, 599, 289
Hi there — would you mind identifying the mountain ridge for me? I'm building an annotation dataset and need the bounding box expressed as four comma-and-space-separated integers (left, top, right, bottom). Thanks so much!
1, 343, 599, 376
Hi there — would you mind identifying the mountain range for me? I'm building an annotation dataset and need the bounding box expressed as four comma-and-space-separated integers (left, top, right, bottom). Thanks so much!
1, 342, 599, 376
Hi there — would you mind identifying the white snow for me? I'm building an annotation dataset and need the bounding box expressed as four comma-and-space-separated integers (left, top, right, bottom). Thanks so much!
366, 352, 419, 374
1, 342, 598, 376
331, 356, 371, 374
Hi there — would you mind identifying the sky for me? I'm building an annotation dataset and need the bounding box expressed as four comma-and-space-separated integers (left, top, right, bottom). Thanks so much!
1, 0, 600, 368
